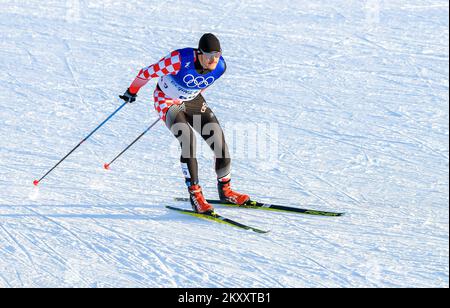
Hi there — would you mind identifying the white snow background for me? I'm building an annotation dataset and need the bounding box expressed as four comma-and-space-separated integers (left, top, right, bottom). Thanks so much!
0, 0, 448, 287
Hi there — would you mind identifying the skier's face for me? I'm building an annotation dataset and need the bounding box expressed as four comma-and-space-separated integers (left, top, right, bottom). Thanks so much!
199, 51, 221, 70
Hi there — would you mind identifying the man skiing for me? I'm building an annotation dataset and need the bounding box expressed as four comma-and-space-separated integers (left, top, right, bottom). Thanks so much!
119, 33, 250, 214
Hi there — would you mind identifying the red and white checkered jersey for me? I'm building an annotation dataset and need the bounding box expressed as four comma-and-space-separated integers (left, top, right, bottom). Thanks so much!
128, 50, 182, 94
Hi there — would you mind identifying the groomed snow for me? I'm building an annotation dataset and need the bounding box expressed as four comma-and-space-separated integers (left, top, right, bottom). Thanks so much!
0, 0, 448, 287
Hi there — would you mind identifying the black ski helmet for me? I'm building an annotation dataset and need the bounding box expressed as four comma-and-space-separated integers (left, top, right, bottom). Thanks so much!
198, 33, 221, 53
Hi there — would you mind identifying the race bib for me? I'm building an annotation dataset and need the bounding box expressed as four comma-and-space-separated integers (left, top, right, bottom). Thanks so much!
158, 75, 202, 101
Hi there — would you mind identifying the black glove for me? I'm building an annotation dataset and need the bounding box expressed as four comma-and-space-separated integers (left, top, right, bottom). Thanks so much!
119, 88, 137, 103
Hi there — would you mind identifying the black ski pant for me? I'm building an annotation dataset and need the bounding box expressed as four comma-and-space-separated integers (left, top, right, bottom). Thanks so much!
165, 94, 231, 187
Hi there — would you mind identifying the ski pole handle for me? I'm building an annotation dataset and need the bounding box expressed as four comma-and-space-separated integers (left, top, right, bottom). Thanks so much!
33, 101, 128, 186
104, 118, 160, 170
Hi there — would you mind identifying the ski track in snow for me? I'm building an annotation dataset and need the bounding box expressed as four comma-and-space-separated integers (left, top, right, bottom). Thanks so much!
0, 0, 448, 287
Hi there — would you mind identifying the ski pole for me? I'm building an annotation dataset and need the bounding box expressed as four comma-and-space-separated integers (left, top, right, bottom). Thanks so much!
33, 101, 128, 186
104, 118, 160, 170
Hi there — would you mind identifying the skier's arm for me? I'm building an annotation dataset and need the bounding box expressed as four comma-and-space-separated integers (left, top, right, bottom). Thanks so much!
129, 50, 181, 94
119, 50, 181, 103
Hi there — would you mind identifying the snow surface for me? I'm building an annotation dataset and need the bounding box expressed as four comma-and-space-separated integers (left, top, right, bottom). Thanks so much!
0, 0, 448, 288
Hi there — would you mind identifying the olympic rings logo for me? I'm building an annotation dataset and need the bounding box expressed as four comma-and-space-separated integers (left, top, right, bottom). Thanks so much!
183, 74, 215, 89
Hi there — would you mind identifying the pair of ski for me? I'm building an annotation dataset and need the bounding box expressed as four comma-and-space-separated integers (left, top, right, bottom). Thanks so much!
167, 198, 344, 234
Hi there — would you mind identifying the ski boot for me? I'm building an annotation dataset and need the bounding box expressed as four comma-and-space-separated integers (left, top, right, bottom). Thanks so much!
218, 178, 250, 206
188, 184, 214, 214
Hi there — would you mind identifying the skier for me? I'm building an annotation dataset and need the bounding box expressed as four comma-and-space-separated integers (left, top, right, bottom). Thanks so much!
119, 33, 250, 214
